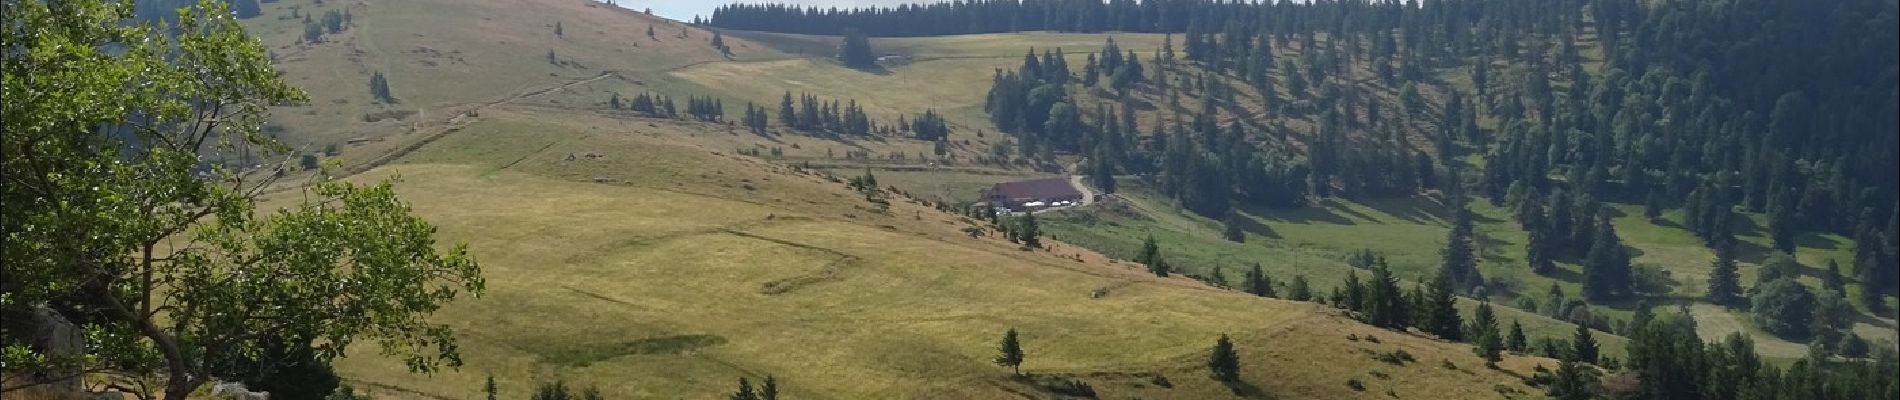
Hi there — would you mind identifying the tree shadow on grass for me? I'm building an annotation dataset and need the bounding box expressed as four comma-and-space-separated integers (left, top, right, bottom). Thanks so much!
1852, 312, 1895, 330
1326, 198, 1384, 223
1537, 264, 1586, 285
1223, 380, 1273, 399
1356, 195, 1451, 225
1795, 232, 1845, 251
1239, 212, 1284, 240
1732, 213, 1766, 237
1733, 240, 1782, 266
1243, 201, 1355, 226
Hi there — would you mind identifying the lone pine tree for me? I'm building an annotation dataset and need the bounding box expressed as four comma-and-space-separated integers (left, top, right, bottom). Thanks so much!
1207, 334, 1241, 383
994, 328, 1024, 375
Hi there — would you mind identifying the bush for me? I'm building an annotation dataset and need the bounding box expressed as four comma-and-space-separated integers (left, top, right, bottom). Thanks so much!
1751, 278, 1816, 339
1523, 367, 1556, 387
1346, 378, 1367, 391
1839, 334, 1871, 358
1149, 374, 1172, 388
1038, 377, 1097, 398
1373, 349, 1415, 365
325, 385, 366, 400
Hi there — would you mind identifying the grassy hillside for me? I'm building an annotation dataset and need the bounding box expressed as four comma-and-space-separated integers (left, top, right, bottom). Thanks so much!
1042, 177, 1893, 360
236, 0, 1892, 396
299, 108, 1559, 399
242, 0, 784, 156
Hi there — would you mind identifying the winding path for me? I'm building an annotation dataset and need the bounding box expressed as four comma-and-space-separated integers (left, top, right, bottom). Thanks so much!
1069, 175, 1096, 206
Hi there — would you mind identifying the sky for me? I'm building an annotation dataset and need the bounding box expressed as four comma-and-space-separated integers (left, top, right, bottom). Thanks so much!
623, 0, 919, 22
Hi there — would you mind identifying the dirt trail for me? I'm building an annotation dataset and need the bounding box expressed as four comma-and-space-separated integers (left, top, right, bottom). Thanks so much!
339, 71, 623, 177
1069, 175, 1096, 206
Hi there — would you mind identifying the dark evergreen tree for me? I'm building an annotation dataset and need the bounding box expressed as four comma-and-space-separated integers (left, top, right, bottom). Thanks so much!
1207, 334, 1241, 383
995, 328, 1025, 375
1243, 263, 1274, 298
1570, 323, 1599, 364
1470, 302, 1503, 365
1364, 260, 1407, 329
761, 376, 779, 400
1523, 202, 1557, 275
1287, 274, 1312, 302
1823, 259, 1847, 296
1423, 267, 1463, 341
1548, 359, 1593, 400
1707, 241, 1745, 307
368, 72, 395, 103
1582, 214, 1632, 301
730, 377, 758, 400
1135, 235, 1169, 277
533, 381, 570, 400
1440, 204, 1482, 291
839, 28, 876, 69
1340, 270, 1366, 313
1506, 320, 1528, 353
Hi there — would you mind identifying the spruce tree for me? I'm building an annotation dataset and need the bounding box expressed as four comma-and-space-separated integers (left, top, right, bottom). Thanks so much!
1016, 213, 1041, 248
730, 378, 758, 400
1582, 214, 1632, 301
1523, 204, 1557, 275
760, 376, 779, 400
1548, 359, 1593, 400
1707, 242, 1744, 307
1823, 259, 1847, 296
839, 28, 876, 69
485, 375, 498, 400
368, 72, 394, 103
1207, 334, 1241, 383
1341, 270, 1366, 313
1287, 274, 1312, 301
1424, 267, 1463, 341
1136, 235, 1169, 277
1243, 263, 1274, 298
1506, 320, 1528, 352
1570, 323, 1599, 364
533, 381, 570, 400
1768, 189, 1799, 254
1544, 283, 1569, 319
1366, 261, 1407, 329
1470, 302, 1503, 364
1440, 205, 1480, 291
994, 328, 1024, 375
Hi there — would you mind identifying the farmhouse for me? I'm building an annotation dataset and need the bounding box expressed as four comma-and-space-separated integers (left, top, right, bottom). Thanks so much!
982, 177, 1082, 210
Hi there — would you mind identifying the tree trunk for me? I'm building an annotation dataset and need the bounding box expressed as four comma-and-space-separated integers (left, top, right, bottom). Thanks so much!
96, 282, 202, 399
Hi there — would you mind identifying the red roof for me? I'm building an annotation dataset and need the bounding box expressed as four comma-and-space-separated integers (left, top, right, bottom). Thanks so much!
988, 177, 1080, 201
